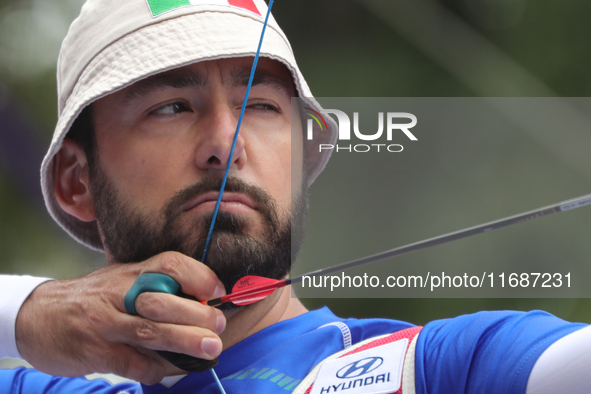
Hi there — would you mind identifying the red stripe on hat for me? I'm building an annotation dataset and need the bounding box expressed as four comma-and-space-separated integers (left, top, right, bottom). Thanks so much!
228, 0, 260, 15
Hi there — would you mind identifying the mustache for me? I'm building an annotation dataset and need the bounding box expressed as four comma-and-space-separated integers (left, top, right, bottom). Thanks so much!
162, 176, 276, 222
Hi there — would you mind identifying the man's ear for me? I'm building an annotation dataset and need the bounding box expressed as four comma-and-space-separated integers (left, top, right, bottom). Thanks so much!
53, 138, 96, 222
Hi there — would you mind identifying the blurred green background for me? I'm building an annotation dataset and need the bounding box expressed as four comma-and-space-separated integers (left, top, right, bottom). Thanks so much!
1, 0, 591, 334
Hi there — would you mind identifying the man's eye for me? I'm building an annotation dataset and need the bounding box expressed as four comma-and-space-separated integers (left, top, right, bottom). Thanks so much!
248, 102, 280, 112
150, 102, 191, 116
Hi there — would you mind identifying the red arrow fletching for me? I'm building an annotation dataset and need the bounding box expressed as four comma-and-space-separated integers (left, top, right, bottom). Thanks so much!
228, 276, 285, 305
232, 275, 280, 292
203, 276, 287, 306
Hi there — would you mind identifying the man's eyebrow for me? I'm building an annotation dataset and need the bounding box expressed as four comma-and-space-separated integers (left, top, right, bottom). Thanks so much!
122, 71, 206, 105
230, 68, 294, 97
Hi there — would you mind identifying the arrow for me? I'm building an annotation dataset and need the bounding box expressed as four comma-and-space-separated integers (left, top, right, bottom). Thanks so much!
204, 275, 288, 306
202, 192, 591, 307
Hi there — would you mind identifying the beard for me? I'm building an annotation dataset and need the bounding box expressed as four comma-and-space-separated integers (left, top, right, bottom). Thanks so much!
89, 163, 308, 308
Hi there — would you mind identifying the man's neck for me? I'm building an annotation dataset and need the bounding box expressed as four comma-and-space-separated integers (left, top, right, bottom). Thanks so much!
220, 285, 308, 350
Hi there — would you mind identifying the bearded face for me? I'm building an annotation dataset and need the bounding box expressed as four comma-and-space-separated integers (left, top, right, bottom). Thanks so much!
74, 58, 305, 308
89, 159, 308, 303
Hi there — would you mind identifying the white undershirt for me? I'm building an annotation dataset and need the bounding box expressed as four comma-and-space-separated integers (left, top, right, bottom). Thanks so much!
0, 275, 53, 359
526, 324, 591, 394
159, 374, 187, 388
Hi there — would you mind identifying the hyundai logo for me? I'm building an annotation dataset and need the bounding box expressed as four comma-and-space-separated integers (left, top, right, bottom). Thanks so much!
336, 357, 384, 379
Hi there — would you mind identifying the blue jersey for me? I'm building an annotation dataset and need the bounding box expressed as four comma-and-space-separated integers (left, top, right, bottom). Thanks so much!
0, 308, 584, 393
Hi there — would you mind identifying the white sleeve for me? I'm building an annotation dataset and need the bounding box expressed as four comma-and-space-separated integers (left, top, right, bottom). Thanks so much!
526, 324, 591, 394
0, 275, 53, 360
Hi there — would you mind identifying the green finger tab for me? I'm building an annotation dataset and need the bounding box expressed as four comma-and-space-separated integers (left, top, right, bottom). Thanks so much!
124, 273, 182, 315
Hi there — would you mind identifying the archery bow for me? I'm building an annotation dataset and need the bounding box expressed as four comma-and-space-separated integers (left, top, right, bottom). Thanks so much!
201, 0, 275, 265
125, 1, 277, 388
199, 1, 276, 392
204, 192, 591, 307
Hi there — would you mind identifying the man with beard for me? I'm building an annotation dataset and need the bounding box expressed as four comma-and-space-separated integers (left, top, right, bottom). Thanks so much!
2, 0, 591, 393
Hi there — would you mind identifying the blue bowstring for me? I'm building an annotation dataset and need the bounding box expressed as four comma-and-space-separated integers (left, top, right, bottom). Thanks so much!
202, 1, 276, 393
211, 367, 226, 394
200, 0, 275, 265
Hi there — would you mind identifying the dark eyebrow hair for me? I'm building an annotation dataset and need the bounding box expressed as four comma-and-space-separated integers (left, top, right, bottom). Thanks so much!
230, 68, 294, 98
122, 70, 206, 106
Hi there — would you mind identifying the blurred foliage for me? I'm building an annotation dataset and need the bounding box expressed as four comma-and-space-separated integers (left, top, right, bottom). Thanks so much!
274, 0, 591, 324
1, 0, 591, 330
0, 170, 96, 278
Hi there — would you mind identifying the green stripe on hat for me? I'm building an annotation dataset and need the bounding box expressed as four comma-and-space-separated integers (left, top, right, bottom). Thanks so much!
146, 0, 191, 17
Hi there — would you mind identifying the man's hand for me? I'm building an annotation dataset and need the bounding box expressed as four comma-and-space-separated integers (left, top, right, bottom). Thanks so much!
15, 252, 226, 385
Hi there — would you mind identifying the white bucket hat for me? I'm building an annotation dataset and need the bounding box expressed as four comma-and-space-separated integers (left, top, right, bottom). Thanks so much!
41, 0, 336, 252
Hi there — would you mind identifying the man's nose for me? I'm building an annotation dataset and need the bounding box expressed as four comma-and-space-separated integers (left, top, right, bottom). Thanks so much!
194, 103, 247, 171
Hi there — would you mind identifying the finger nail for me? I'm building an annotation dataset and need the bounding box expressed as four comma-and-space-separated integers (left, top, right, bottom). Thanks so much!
213, 283, 226, 299
201, 337, 222, 357
215, 310, 226, 334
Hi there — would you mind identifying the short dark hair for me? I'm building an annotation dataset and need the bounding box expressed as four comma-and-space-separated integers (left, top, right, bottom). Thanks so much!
65, 105, 97, 168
